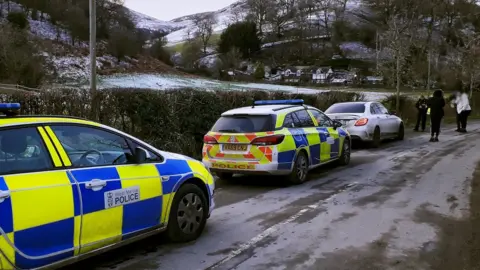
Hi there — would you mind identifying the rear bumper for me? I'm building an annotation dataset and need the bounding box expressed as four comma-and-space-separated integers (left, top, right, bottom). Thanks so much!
345, 126, 372, 141
203, 160, 292, 176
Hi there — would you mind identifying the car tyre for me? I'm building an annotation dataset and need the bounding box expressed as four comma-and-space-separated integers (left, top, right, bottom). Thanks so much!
396, 123, 405, 140
337, 138, 351, 166
166, 183, 208, 243
286, 151, 309, 185
216, 172, 233, 180
371, 126, 381, 148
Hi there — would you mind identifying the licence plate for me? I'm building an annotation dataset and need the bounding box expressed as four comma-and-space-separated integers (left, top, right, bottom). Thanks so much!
223, 144, 248, 151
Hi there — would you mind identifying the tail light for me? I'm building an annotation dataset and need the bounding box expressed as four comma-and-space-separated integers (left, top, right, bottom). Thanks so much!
354, 118, 368, 126
203, 135, 218, 144
251, 134, 285, 145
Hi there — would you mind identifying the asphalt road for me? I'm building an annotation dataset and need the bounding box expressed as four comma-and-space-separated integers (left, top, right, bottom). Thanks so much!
69, 123, 480, 270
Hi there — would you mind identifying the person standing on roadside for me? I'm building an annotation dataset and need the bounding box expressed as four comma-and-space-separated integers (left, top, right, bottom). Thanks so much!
448, 92, 461, 131
455, 89, 472, 133
427, 89, 446, 142
414, 95, 428, 132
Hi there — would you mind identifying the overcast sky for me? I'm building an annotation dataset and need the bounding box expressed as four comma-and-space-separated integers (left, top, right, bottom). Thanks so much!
124, 0, 237, 21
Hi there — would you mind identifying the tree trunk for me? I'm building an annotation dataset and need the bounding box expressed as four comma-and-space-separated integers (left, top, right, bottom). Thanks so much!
396, 53, 401, 113
470, 73, 474, 99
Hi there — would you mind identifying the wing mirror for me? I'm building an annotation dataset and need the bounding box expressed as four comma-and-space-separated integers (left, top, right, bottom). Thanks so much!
389, 111, 397, 115
332, 120, 342, 129
133, 147, 148, 163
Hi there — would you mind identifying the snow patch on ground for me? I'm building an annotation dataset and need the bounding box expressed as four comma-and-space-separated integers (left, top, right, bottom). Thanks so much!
96, 73, 390, 101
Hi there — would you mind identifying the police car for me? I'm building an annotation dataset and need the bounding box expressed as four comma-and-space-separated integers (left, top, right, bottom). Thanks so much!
202, 99, 351, 184
0, 104, 215, 269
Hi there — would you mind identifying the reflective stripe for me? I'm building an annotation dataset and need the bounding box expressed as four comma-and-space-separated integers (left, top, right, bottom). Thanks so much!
0, 118, 100, 127
37, 127, 63, 167
44, 126, 72, 167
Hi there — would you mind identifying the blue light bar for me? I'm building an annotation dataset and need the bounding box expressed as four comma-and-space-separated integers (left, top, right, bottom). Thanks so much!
0, 103, 20, 116
254, 99, 304, 106
0, 103, 20, 109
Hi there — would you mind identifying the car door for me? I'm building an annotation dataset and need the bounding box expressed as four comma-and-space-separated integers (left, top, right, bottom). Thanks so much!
46, 124, 163, 254
308, 109, 339, 160
0, 126, 80, 269
376, 103, 397, 134
292, 109, 322, 166
371, 103, 388, 136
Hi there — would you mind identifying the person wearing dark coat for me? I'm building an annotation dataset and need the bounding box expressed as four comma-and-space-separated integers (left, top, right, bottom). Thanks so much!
427, 89, 446, 142
413, 95, 428, 132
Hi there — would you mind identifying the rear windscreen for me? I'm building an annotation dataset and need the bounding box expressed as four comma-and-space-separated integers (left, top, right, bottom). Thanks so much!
325, 103, 366, 113
211, 115, 274, 133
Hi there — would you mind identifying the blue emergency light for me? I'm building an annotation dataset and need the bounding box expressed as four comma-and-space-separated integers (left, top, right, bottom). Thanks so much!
0, 103, 21, 116
253, 99, 304, 106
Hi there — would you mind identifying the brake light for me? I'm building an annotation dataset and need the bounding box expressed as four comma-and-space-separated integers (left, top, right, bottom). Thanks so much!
203, 135, 218, 144
251, 135, 285, 145
354, 118, 368, 126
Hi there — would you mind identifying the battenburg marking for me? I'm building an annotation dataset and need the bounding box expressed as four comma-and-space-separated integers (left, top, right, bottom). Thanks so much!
104, 186, 140, 209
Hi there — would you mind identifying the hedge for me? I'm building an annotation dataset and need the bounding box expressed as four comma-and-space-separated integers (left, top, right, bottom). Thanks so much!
1, 88, 365, 159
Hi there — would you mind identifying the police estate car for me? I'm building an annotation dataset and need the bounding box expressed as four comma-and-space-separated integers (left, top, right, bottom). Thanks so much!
202, 99, 351, 184
0, 103, 215, 270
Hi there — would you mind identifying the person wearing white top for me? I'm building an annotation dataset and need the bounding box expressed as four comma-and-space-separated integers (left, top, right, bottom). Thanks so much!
454, 90, 472, 132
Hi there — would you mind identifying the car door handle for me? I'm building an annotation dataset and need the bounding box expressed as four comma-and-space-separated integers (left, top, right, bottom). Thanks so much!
0, 190, 10, 203
85, 179, 107, 191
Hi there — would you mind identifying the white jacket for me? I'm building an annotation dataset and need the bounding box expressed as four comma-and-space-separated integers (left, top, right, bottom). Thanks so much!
455, 93, 471, 114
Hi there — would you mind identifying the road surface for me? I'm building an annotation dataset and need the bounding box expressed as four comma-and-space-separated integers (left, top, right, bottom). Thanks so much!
69, 123, 480, 270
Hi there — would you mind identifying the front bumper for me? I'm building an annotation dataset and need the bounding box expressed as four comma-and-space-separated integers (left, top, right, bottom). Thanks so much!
203, 160, 292, 176
345, 126, 372, 141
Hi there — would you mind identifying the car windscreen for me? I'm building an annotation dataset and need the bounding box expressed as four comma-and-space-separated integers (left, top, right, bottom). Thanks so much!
211, 115, 274, 133
325, 103, 366, 114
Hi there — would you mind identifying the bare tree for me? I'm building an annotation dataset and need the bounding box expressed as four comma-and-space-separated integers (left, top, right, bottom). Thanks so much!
380, 2, 420, 112
192, 13, 217, 54
314, 0, 334, 37
246, 0, 273, 36
266, 0, 297, 39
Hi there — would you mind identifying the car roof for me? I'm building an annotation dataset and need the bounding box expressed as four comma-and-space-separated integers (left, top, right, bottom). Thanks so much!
221, 104, 317, 116
331, 101, 369, 106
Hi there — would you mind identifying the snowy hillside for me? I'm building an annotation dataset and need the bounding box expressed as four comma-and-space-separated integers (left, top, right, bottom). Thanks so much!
162, 0, 365, 46
128, 9, 182, 33
165, 0, 249, 46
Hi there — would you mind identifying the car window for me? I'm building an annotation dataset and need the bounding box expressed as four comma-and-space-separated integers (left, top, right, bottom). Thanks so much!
50, 125, 134, 168
370, 104, 378, 114
283, 113, 296, 128
325, 103, 366, 114
211, 115, 274, 133
376, 103, 389, 114
0, 127, 53, 175
308, 109, 331, 127
294, 110, 315, 127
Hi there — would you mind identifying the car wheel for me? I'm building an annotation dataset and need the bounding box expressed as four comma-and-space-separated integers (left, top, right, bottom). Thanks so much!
396, 123, 405, 140
166, 183, 208, 243
372, 126, 381, 148
337, 138, 351, 166
216, 172, 233, 180
286, 151, 309, 185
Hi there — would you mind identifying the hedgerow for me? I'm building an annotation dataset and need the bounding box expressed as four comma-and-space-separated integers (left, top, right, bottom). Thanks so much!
1, 88, 365, 159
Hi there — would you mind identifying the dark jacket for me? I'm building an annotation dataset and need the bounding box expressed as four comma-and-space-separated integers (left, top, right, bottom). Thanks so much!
415, 98, 428, 111
427, 90, 446, 118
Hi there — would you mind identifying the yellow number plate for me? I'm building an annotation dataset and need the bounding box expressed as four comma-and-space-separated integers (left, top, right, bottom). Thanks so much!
223, 144, 248, 151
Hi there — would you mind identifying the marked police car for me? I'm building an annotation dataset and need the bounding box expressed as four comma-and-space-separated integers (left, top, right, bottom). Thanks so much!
202, 99, 351, 184
0, 103, 215, 270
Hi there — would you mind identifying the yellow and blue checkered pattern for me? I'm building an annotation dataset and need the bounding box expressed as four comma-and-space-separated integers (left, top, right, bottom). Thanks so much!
0, 159, 213, 269
276, 127, 346, 170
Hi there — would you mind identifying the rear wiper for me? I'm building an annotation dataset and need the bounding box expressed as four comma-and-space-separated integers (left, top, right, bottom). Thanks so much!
218, 129, 238, 132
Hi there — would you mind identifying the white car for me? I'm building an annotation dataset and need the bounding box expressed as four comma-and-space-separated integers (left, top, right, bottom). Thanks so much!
324, 101, 404, 147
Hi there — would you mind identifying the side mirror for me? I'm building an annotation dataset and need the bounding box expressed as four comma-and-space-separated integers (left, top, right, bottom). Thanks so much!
389, 111, 397, 115
332, 120, 342, 129
133, 147, 148, 164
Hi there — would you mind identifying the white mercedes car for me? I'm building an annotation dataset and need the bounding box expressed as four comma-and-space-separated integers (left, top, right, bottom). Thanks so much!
324, 101, 404, 147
